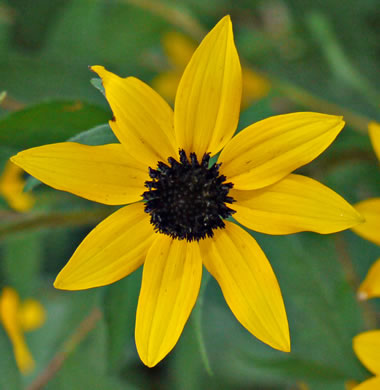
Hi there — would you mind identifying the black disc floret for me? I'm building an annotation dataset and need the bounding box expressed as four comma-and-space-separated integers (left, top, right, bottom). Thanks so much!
142, 149, 235, 241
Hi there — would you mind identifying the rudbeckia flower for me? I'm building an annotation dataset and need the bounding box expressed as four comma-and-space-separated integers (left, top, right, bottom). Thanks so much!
0, 161, 34, 212
10, 16, 362, 367
151, 30, 270, 109
352, 330, 380, 389
0, 287, 45, 374
351, 122, 380, 299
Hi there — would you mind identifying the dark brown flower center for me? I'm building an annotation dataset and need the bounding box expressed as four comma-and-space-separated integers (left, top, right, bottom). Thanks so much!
142, 149, 235, 241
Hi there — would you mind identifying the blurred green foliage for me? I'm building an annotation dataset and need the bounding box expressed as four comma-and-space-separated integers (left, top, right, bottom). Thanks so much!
1, 0, 380, 389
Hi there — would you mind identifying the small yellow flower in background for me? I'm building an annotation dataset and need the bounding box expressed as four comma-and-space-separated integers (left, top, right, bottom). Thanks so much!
151, 31, 270, 109
11, 16, 362, 367
351, 122, 380, 246
351, 122, 380, 300
352, 330, 380, 389
0, 161, 35, 212
0, 287, 46, 374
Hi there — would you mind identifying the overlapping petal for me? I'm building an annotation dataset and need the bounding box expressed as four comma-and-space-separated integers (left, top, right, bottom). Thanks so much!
351, 198, 380, 246
219, 112, 344, 190
368, 122, 380, 161
200, 221, 290, 352
11, 142, 147, 205
54, 203, 155, 290
231, 174, 363, 235
174, 15, 242, 158
91, 66, 178, 167
357, 258, 380, 300
353, 330, 380, 375
135, 235, 202, 367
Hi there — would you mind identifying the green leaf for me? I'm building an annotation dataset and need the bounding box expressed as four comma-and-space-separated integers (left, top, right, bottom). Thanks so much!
91, 78, 105, 95
0, 100, 111, 149
67, 124, 117, 146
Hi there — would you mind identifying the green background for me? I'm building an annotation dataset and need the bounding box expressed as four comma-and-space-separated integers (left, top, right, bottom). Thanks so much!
0, 0, 379, 389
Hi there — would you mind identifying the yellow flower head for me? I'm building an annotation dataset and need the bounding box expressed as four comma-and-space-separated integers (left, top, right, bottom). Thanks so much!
0, 161, 34, 212
11, 16, 362, 367
352, 330, 380, 389
151, 30, 270, 109
0, 287, 45, 374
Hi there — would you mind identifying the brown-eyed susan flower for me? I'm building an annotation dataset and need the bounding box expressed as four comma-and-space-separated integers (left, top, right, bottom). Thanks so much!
151, 30, 270, 109
352, 330, 380, 389
0, 161, 34, 212
0, 287, 45, 374
10, 16, 362, 367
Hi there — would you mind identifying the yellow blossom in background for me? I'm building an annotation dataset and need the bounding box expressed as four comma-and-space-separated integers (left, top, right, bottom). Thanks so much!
351, 122, 380, 299
0, 287, 46, 374
0, 161, 34, 212
151, 31, 270, 109
351, 122, 380, 246
352, 330, 380, 389
11, 16, 362, 367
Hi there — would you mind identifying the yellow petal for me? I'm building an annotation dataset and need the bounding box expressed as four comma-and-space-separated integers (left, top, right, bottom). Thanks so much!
54, 203, 154, 290
351, 198, 380, 246
353, 330, 380, 375
91, 66, 178, 167
219, 112, 344, 190
368, 122, 380, 161
231, 174, 363, 235
199, 222, 290, 352
357, 258, 380, 300
241, 67, 270, 109
174, 15, 242, 157
162, 32, 195, 69
0, 287, 35, 374
11, 142, 147, 205
0, 161, 34, 212
353, 377, 380, 390
151, 71, 181, 105
19, 299, 46, 332
135, 235, 202, 367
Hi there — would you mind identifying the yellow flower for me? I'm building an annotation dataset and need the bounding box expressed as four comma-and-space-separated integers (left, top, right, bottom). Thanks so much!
0, 287, 45, 374
352, 330, 380, 389
11, 16, 362, 367
0, 161, 34, 212
351, 122, 380, 299
151, 31, 270, 109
